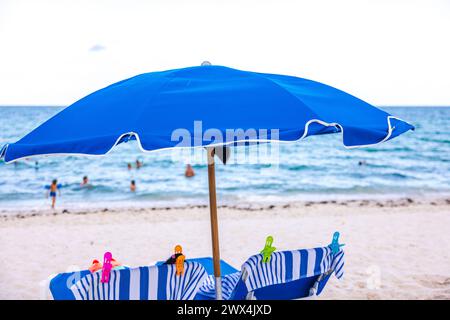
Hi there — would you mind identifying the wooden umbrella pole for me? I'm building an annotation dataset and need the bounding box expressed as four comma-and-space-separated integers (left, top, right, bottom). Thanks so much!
207, 147, 223, 300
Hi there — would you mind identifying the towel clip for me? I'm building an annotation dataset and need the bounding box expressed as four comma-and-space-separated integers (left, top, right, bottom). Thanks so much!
329, 232, 345, 254
260, 236, 276, 263
101, 252, 113, 283
88, 259, 102, 273
174, 245, 185, 276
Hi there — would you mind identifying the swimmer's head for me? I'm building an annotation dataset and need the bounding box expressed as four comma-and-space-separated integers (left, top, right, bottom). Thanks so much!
52, 179, 57, 184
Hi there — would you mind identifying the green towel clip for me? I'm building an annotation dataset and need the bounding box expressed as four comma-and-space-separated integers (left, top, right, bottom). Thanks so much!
260, 236, 276, 263
329, 231, 345, 254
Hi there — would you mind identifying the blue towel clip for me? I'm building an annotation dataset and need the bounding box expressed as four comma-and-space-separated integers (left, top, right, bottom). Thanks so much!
329, 232, 345, 254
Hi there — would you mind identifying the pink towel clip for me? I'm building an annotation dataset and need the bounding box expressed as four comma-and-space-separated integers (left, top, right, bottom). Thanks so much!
101, 252, 113, 283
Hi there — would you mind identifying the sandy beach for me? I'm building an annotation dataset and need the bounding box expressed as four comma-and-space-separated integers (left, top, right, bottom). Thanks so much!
0, 196, 449, 300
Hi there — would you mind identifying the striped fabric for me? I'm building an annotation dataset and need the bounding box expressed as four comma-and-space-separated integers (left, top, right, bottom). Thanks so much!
70, 262, 207, 300
198, 272, 242, 300
331, 250, 344, 279
242, 246, 344, 292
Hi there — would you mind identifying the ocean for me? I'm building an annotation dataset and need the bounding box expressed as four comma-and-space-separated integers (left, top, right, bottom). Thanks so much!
0, 106, 449, 211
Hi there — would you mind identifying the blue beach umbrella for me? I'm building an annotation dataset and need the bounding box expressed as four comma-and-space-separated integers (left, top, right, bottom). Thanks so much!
0, 64, 414, 299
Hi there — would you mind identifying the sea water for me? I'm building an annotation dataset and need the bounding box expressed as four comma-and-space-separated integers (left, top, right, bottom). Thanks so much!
0, 106, 449, 211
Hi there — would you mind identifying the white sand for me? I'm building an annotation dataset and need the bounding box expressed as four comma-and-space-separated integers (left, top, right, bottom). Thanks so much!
0, 198, 449, 300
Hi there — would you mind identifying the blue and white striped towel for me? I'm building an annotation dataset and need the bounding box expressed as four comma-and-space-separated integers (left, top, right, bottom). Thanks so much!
70, 262, 207, 300
242, 246, 344, 292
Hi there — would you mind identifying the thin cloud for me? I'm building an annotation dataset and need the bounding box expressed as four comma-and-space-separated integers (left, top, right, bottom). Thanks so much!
89, 44, 106, 52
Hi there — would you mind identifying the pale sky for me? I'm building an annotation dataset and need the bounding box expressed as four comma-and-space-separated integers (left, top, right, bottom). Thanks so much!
0, 0, 449, 106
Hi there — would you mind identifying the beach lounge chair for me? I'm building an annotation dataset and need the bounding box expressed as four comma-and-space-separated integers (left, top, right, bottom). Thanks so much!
193, 246, 344, 300
48, 261, 207, 300
160, 257, 242, 300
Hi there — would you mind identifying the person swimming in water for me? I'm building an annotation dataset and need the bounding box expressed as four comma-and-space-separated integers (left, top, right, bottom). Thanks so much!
47, 179, 61, 209
80, 175, 91, 188
130, 180, 136, 192
135, 159, 142, 169
185, 164, 195, 177
127, 163, 132, 170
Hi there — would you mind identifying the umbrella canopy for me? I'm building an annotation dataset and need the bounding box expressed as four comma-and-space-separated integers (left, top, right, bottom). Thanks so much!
1, 65, 413, 162
0, 64, 414, 300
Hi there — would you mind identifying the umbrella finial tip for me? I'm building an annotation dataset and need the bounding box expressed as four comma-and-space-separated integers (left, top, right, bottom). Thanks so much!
201, 61, 212, 66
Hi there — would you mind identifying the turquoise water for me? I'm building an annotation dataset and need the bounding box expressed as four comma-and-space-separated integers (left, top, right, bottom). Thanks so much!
0, 106, 449, 210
